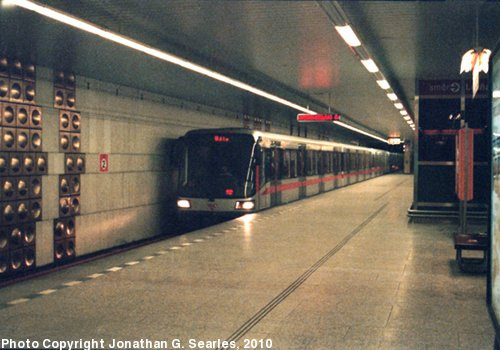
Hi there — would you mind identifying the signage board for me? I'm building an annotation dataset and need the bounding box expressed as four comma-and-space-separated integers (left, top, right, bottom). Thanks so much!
99, 153, 109, 173
297, 114, 341, 122
418, 79, 488, 97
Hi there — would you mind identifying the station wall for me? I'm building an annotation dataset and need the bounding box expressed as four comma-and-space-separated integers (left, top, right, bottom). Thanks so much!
31, 66, 292, 268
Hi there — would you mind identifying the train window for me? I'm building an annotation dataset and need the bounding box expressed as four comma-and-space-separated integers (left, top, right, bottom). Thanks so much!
282, 149, 290, 179
319, 152, 325, 175
264, 149, 273, 183
329, 152, 334, 173
325, 153, 328, 174
297, 149, 305, 177
307, 151, 317, 176
315, 151, 319, 175
178, 134, 255, 198
272, 149, 281, 180
333, 152, 339, 174
306, 151, 311, 176
320, 152, 329, 175
318, 152, 323, 175
289, 150, 297, 178
305, 151, 310, 176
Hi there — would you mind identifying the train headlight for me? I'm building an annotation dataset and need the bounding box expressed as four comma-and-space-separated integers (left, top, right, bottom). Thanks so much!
177, 199, 191, 209
235, 201, 255, 210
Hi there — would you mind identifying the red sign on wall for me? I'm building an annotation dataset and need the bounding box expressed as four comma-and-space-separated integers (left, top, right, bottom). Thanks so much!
99, 153, 109, 172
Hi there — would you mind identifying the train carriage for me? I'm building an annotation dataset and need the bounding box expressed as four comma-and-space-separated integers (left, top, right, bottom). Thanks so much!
176, 128, 401, 216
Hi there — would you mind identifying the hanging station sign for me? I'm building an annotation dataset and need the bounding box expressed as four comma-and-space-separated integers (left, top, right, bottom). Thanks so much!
418, 79, 489, 97
296, 114, 341, 122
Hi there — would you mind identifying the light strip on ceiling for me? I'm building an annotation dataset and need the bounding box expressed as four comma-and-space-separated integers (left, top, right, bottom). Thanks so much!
3, 0, 318, 114
493, 90, 500, 98
360, 59, 379, 73
400, 110, 408, 116
334, 120, 388, 143
6, 0, 392, 144
334, 25, 361, 47
394, 102, 403, 109
376, 79, 390, 90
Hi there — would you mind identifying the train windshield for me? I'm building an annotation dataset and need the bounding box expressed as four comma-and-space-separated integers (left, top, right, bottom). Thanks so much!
179, 133, 256, 198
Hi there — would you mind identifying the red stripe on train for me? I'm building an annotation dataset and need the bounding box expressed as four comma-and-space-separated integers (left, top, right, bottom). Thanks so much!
261, 167, 383, 195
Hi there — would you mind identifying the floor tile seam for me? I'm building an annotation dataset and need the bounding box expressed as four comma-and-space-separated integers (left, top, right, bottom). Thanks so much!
217, 203, 389, 350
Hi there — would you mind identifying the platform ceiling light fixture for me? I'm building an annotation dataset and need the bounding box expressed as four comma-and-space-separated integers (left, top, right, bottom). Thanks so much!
4, 0, 391, 145
334, 25, 361, 47
321, 1, 416, 137
360, 59, 379, 73
400, 110, 408, 116
376, 79, 390, 90
333, 120, 388, 144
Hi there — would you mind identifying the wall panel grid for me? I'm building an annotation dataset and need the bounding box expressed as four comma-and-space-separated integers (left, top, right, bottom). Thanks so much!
1, 57, 46, 279
54, 70, 82, 264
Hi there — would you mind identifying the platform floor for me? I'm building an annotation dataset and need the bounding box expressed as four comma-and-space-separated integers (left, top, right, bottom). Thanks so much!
0, 174, 493, 350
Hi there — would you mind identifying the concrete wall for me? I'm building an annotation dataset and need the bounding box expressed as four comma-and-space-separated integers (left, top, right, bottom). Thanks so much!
34, 66, 292, 267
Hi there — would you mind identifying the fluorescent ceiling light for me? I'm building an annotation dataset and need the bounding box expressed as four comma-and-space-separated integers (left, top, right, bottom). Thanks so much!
387, 93, 398, 101
376, 79, 390, 90
400, 110, 408, 116
360, 59, 379, 73
4, 0, 317, 114
335, 25, 361, 47
8, 0, 393, 144
494, 90, 500, 98
403, 115, 411, 120
333, 120, 388, 144
394, 103, 403, 109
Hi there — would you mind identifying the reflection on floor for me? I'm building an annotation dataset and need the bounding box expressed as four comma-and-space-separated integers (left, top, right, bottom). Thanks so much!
0, 174, 493, 349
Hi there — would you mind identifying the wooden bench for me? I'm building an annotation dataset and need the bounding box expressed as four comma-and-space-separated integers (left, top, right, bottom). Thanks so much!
454, 233, 488, 271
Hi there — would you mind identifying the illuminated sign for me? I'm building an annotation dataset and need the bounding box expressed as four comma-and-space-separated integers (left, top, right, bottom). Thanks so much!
387, 137, 401, 145
214, 135, 230, 142
297, 114, 341, 122
225, 189, 234, 196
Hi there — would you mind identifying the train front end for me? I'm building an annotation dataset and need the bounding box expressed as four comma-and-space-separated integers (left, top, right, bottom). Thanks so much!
176, 130, 259, 217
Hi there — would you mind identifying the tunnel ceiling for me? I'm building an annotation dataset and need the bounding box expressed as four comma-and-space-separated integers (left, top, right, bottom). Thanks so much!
1, 0, 499, 144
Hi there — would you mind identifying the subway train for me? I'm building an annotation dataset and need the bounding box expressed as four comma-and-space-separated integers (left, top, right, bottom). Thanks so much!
176, 128, 402, 216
